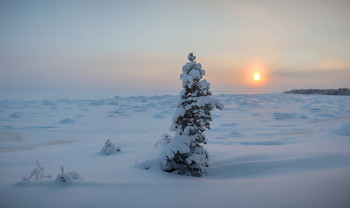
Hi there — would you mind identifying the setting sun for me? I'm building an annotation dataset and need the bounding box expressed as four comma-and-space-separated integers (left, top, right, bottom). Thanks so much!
242, 62, 269, 88
253, 72, 261, 81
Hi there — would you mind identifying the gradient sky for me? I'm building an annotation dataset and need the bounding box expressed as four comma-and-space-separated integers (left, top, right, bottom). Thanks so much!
1, 0, 350, 93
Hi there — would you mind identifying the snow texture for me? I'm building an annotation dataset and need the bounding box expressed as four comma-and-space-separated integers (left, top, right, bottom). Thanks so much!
335, 123, 350, 136
59, 118, 75, 124
0, 92, 349, 208
10, 112, 23, 118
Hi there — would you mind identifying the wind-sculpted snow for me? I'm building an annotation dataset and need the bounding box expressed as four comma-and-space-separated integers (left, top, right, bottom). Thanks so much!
0, 93, 349, 208
335, 123, 350, 136
10, 112, 24, 118
271, 112, 308, 120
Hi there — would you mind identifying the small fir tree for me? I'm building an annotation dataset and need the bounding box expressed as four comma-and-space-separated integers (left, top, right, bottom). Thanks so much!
161, 53, 223, 177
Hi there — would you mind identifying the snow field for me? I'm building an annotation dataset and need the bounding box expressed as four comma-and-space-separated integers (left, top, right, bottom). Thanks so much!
0, 93, 350, 207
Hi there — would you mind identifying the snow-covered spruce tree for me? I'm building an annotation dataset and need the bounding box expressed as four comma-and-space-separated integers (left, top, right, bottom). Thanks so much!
161, 53, 223, 177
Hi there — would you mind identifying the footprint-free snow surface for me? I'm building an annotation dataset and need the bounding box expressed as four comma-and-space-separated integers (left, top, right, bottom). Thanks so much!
1, 93, 350, 208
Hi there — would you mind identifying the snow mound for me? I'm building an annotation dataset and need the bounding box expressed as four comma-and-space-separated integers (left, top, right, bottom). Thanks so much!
335, 123, 350, 136
55, 172, 84, 185
207, 153, 350, 179
10, 112, 23, 118
42, 100, 56, 106
55, 173, 74, 185
89, 99, 105, 106
101, 139, 121, 155
136, 159, 162, 171
59, 118, 75, 124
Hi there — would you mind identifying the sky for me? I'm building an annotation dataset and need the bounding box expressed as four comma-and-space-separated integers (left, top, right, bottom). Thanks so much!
1, 0, 350, 94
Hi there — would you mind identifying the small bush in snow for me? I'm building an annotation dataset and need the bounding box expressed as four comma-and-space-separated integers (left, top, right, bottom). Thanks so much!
160, 53, 223, 177
102, 139, 121, 155
55, 165, 83, 185
22, 160, 51, 181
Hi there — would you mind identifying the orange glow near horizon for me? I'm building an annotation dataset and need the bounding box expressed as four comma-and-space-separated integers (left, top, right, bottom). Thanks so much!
243, 62, 269, 87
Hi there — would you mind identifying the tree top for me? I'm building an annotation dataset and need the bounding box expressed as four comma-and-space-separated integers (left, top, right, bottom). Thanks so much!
188, 53, 196, 62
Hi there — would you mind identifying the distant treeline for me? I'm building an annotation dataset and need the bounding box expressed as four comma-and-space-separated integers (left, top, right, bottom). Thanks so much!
284, 88, 350, 96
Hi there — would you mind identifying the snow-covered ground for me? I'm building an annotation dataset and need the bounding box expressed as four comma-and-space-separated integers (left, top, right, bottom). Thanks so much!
0, 93, 349, 208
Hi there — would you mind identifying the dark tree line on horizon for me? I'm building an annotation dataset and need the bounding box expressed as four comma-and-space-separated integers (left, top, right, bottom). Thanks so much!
284, 88, 350, 96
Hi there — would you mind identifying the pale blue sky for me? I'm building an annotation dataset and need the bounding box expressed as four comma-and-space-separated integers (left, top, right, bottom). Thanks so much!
1, 0, 350, 93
